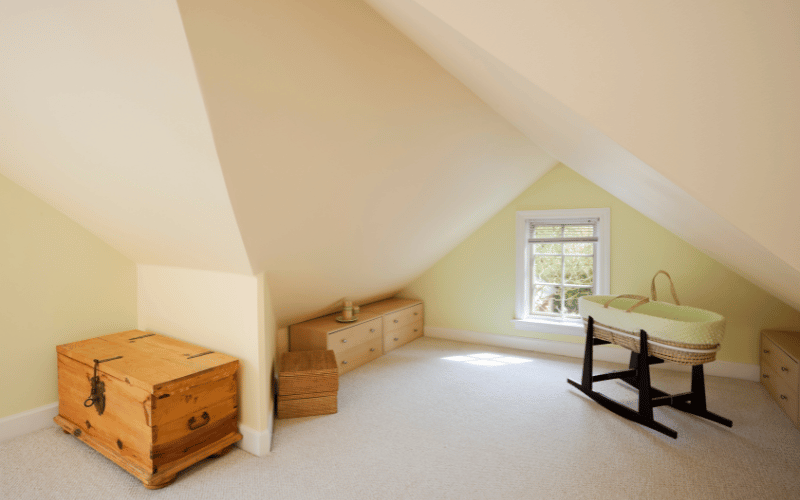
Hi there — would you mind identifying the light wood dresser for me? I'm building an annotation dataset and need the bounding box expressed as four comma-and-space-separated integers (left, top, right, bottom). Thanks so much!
761, 329, 800, 429
289, 298, 423, 374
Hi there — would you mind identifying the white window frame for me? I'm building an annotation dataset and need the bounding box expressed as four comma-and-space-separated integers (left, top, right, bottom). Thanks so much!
512, 208, 610, 336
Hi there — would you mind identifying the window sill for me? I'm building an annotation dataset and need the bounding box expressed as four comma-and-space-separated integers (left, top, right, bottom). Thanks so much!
511, 317, 585, 336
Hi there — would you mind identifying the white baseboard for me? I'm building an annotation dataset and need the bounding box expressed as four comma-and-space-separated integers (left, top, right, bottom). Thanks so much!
1, 401, 275, 457
425, 327, 760, 381
0, 402, 59, 443
237, 412, 272, 457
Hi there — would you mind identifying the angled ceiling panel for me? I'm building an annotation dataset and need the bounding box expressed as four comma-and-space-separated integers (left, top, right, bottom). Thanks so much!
177, 0, 556, 324
0, 0, 251, 274
365, 0, 800, 311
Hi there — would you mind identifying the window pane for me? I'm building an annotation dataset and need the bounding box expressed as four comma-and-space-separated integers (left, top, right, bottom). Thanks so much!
564, 242, 593, 255
534, 243, 562, 254
564, 256, 593, 285
564, 225, 594, 238
564, 287, 593, 315
533, 225, 562, 238
533, 256, 562, 283
532, 285, 561, 314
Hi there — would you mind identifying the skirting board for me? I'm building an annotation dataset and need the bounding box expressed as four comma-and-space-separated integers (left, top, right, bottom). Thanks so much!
425, 327, 760, 382
238, 413, 273, 457
0, 402, 59, 443
1, 402, 274, 458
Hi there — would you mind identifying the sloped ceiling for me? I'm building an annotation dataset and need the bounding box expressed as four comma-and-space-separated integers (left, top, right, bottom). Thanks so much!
1, 0, 798, 324
364, 0, 800, 312
0, 0, 251, 274
0, 0, 555, 326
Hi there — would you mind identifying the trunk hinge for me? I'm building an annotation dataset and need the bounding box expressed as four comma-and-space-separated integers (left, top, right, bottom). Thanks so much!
83, 356, 123, 415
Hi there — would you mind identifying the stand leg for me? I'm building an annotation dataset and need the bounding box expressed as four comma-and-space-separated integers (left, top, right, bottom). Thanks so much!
637, 330, 654, 422
580, 317, 595, 391
667, 365, 733, 428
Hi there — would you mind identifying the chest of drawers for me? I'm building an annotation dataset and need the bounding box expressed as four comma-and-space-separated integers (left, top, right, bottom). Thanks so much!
289, 298, 423, 374
760, 329, 800, 428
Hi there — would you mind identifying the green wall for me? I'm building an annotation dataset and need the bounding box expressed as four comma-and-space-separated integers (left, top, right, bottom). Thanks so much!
0, 173, 137, 419
399, 164, 800, 365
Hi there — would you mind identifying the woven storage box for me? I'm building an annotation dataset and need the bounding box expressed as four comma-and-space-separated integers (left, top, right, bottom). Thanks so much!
579, 271, 726, 365
278, 350, 338, 418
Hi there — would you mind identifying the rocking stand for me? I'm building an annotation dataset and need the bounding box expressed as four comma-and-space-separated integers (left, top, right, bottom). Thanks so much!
567, 316, 732, 439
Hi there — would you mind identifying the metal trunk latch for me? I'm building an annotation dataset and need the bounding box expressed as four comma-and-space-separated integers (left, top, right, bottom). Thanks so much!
83, 356, 123, 416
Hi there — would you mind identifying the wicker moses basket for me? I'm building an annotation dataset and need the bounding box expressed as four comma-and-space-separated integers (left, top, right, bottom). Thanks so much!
578, 271, 725, 365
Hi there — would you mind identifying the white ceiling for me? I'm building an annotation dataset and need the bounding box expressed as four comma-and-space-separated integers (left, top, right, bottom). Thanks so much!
2, 0, 798, 322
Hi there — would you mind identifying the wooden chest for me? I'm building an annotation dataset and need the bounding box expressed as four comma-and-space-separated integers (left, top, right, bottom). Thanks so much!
277, 350, 338, 419
54, 330, 242, 489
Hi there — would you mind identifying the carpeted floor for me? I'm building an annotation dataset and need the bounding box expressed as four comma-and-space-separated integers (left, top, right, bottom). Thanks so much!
2, 337, 799, 499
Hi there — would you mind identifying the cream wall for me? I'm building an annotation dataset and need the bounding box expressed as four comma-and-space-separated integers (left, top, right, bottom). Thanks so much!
0, 173, 137, 419
136, 265, 271, 439
400, 164, 800, 366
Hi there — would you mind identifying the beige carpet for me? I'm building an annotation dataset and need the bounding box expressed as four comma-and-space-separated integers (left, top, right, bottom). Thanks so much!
2, 337, 800, 499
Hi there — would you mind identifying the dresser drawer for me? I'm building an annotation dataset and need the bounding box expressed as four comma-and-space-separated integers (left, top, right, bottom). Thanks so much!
762, 367, 799, 425
762, 337, 799, 393
328, 318, 382, 354
384, 304, 423, 332
337, 336, 382, 374
384, 320, 423, 352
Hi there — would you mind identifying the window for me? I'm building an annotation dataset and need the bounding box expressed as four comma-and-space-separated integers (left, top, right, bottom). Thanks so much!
513, 208, 610, 335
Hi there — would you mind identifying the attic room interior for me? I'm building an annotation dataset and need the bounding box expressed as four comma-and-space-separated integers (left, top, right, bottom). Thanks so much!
2, 0, 800, 497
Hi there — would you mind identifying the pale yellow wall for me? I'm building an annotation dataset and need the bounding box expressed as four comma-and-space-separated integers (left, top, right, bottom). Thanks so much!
0, 173, 137, 419
399, 164, 800, 365
137, 265, 270, 432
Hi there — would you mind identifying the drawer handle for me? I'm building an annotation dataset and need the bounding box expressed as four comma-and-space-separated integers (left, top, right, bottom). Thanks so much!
394, 319, 399, 323
414, 329, 418, 333
394, 337, 399, 341
370, 348, 375, 352
763, 374, 770, 378
764, 349, 770, 353
342, 339, 347, 343
781, 395, 788, 400
781, 366, 789, 372
188, 412, 210, 431
414, 312, 418, 316
342, 360, 348, 365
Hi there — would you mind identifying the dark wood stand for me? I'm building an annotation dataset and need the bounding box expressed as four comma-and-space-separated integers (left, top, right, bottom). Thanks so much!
567, 316, 732, 439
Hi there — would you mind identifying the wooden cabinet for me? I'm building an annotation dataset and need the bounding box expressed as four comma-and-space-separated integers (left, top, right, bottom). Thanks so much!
54, 330, 242, 489
383, 303, 424, 352
761, 330, 800, 428
289, 298, 423, 374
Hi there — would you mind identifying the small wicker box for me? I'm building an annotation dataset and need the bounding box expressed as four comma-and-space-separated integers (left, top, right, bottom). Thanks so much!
278, 350, 338, 419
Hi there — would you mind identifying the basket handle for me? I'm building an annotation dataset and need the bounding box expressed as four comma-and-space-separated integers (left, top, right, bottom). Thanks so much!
603, 294, 650, 312
651, 270, 680, 305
